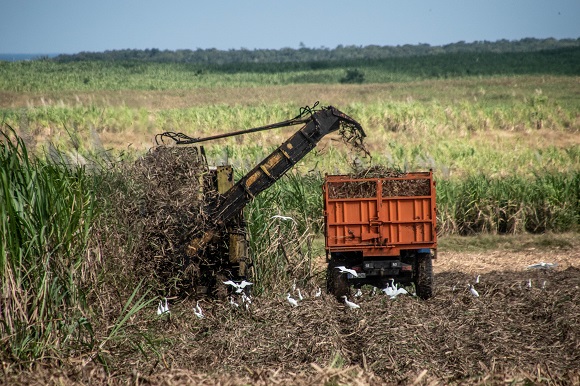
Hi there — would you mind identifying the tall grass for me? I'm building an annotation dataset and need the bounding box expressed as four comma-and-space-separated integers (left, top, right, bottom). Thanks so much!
0, 127, 162, 372
437, 172, 580, 235
0, 126, 97, 362
245, 170, 324, 295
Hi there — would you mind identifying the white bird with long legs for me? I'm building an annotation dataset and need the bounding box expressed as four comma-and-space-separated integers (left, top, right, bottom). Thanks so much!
193, 301, 204, 319
162, 297, 170, 314
382, 279, 397, 298
468, 284, 479, 297
287, 293, 299, 307
156, 300, 164, 316
297, 288, 304, 301
341, 295, 360, 310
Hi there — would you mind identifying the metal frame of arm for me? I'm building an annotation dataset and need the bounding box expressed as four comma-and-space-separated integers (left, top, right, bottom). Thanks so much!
176, 105, 365, 256
214, 106, 363, 223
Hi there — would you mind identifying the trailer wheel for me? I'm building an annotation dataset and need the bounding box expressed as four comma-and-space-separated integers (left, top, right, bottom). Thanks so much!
326, 259, 350, 299
415, 253, 433, 299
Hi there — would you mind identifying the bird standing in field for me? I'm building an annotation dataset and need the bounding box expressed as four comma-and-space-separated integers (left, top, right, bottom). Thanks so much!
354, 288, 363, 297
341, 295, 360, 309
287, 293, 299, 307
193, 301, 204, 319
382, 278, 398, 298
335, 266, 358, 277
468, 284, 479, 297
314, 287, 322, 297
156, 300, 164, 316
241, 292, 252, 305
297, 288, 304, 301
229, 296, 239, 308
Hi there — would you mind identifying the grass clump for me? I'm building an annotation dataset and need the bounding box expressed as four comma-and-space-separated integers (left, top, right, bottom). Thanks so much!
0, 125, 98, 363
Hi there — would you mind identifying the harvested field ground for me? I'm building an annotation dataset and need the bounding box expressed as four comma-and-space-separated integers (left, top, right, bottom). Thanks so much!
4, 243, 579, 386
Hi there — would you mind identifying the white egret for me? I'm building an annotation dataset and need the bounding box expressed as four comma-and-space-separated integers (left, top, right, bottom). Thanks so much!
223, 279, 253, 293
371, 287, 377, 296
468, 284, 479, 297
156, 300, 163, 316
239, 280, 253, 288
527, 262, 557, 270
297, 288, 303, 301
335, 266, 358, 277
287, 293, 298, 307
193, 301, 204, 319
354, 288, 363, 297
241, 292, 252, 304
542, 280, 547, 289
527, 279, 532, 288
157, 297, 170, 314
475, 275, 480, 284
341, 295, 360, 309
271, 215, 296, 223
382, 279, 398, 298
229, 296, 239, 308
314, 287, 322, 297
395, 285, 409, 296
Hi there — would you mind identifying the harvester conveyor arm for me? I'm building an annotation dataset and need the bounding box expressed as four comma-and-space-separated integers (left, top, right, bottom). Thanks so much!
214, 106, 363, 222
186, 106, 364, 256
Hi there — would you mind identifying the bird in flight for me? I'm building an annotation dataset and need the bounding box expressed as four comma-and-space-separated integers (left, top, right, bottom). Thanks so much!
223, 280, 253, 293
271, 215, 296, 223
526, 262, 557, 270
335, 266, 358, 277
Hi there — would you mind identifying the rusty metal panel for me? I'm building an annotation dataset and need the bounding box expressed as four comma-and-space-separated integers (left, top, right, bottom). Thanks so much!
216, 166, 233, 194
324, 172, 437, 257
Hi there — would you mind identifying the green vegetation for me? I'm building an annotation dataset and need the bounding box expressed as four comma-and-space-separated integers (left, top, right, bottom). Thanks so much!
0, 128, 98, 362
1, 40, 579, 377
1, 40, 579, 92
51, 37, 580, 64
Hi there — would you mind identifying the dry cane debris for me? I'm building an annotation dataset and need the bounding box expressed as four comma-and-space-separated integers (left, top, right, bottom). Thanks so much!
5, 266, 579, 385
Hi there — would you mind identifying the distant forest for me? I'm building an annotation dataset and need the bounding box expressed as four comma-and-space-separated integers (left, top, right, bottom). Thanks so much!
52, 38, 580, 64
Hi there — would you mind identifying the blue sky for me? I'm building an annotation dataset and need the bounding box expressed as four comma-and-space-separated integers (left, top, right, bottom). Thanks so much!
1, 0, 579, 54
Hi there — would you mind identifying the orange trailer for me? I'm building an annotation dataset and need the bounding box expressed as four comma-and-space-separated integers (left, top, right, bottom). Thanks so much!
324, 171, 437, 299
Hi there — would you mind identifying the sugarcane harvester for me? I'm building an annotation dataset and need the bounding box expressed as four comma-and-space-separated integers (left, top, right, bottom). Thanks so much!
156, 105, 366, 295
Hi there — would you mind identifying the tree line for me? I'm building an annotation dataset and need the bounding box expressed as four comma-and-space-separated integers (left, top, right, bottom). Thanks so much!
51, 38, 580, 64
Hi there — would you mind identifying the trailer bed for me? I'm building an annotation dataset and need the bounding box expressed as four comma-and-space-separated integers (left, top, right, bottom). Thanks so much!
324, 171, 437, 257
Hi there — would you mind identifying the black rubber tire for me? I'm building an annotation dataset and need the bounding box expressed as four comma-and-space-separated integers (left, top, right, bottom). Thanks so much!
415, 253, 434, 299
326, 259, 350, 299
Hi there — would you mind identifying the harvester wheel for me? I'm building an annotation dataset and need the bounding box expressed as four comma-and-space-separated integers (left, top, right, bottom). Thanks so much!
326, 259, 350, 299
415, 253, 433, 299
